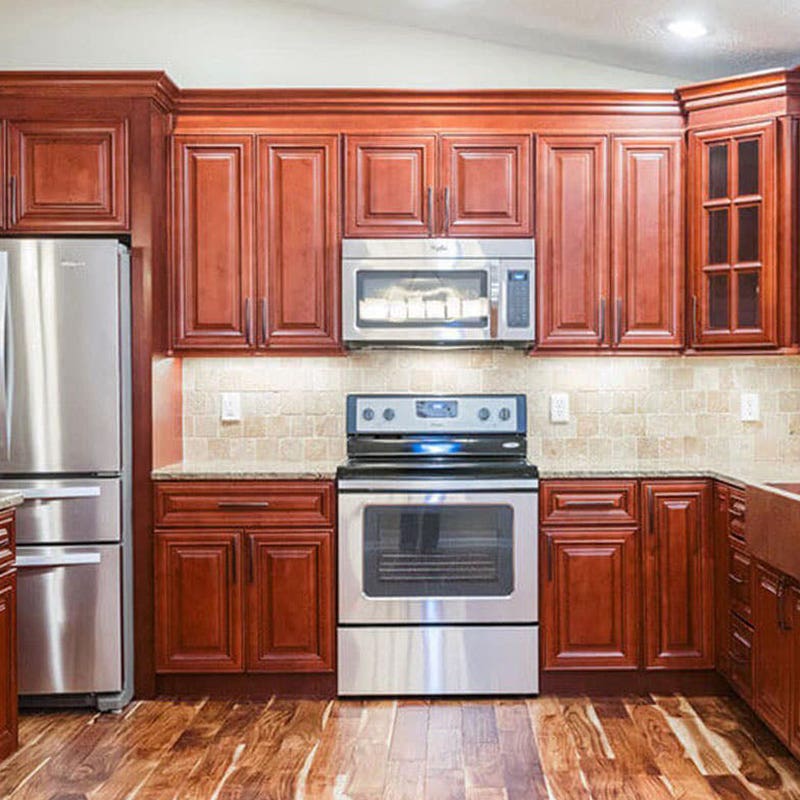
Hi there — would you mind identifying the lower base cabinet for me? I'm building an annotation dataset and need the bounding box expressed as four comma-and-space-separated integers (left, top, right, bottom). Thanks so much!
541, 527, 640, 669
0, 570, 16, 760
155, 531, 243, 673
153, 481, 335, 677
246, 531, 333, 672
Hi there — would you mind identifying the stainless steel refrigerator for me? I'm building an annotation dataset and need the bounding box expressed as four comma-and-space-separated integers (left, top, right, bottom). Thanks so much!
0, 239, 132, 711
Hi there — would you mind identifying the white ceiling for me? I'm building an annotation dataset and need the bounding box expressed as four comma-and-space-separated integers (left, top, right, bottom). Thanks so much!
294, 0, 800, 81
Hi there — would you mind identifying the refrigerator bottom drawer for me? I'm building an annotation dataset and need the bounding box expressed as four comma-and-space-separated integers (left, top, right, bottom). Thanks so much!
17, 544, 122, 695
337, 625, 539, 696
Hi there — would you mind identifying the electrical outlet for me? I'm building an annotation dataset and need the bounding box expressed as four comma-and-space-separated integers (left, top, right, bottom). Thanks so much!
221, 392, 242, 422
550, 393, 570, 424
741, 393, 760, 422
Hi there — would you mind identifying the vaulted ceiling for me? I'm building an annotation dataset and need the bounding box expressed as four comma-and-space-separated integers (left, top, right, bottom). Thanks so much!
296, 0, 800, 81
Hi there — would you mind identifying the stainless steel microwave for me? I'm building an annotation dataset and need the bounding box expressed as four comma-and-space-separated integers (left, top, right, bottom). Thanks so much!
342, 238, 535, 347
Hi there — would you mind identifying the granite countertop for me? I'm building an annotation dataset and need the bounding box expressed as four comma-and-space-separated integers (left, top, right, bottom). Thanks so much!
0, 491, 24, 511
151, 461, 337, 481
152, 459, 800, 492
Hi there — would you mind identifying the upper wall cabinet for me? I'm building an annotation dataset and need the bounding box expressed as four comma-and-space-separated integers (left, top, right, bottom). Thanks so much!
344, 133, 533, 238
4, 120, 128, 232
537, 134, 683, 351
170, 133, 341, 354
688, 121, 777, 349
171, 135, 254, 350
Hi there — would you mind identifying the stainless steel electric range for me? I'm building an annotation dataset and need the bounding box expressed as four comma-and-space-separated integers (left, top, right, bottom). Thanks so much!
337, 394, 539, 696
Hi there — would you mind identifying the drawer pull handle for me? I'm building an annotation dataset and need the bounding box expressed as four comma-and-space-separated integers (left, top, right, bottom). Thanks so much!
731, 631, 751, 651
562, 499, 617, 508
728, 573, 745, 585
216, 501, 271, 510
728, 649, 750, 666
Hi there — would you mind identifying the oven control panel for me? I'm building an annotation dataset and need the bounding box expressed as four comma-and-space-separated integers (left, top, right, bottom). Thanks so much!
348, 394, 525, 434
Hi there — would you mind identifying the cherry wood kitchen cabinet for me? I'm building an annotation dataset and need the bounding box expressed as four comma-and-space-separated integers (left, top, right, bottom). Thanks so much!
611, 136, 683, 349
642, 480, 713, 669
154, 530, 244, 673
246, 530, 334, 672
5, 119, 128, 231
541, 527, 640, 669
153, 481, 335, 677
537, 135, 609, 349
344, 135, 436, 237
753, 562, 793, 742
257, 136, 340, 352
0, 509, 16, 760
170, 135, 255, 350
688, 121, 777, 349
440, 135, 532, 236
344, 133, 532, 238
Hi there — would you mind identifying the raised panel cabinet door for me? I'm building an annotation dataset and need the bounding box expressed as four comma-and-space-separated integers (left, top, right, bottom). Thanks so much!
754, 564, 792, 741
688, 121, 777, 349
344, 135, 436, 237
440, 135, 532, 236
537, 136, 609, 349
154, 530, 244, 673
171, 136, 255, 350
542, 528, 640, 670
612, 137, 683, 349
791, 586, 800, 759
7, 119, 128, 231
642, 481, 714, 669
246, 530, 334, 672
258, 136, 340, 352
0, 571, 16, 760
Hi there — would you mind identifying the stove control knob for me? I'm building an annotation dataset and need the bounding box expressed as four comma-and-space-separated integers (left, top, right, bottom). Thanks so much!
499, 407, 512, 421
362, 407, 375, 421
478, 407, 491, 421
383, 408, 396, 421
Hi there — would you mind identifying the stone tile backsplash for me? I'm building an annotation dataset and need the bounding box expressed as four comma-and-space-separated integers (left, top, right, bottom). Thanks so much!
181, 352, 800, 468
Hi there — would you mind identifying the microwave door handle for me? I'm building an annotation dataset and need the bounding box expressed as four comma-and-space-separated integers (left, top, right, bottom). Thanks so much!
489, 261, 499, 338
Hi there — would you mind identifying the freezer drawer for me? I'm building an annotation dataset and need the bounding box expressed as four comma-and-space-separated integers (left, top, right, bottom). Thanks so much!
17, 544, 122, 695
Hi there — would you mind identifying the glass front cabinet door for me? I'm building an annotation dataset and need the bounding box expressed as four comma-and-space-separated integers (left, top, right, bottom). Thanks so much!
689, 120, 776, 348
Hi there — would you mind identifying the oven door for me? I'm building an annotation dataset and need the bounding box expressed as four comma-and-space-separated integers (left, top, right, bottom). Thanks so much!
342, 259, 493, 344
338, 486, 537, 624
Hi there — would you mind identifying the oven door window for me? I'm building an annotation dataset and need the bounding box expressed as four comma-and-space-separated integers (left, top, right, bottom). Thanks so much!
356, 270, 489, 329
363, 504, 513, 597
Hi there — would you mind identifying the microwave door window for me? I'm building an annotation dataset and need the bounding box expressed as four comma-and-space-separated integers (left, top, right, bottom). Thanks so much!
356, 270, 489, 328
363, 505, 514, 598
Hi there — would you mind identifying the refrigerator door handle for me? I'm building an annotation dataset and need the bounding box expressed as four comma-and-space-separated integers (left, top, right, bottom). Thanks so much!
21, 486, 102, 501
16, 552, 102, 568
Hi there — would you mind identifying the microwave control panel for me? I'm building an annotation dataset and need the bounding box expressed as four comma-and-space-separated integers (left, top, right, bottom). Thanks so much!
506, 270, 531, 329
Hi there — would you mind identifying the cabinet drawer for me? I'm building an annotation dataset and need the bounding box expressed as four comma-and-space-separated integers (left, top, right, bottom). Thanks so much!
727, 613, 753, 702
729, 488, 746, 540
0, 515, 14, 572
154, 482, 334, 528
728, 536, 753, 624
541, 481, 638, 526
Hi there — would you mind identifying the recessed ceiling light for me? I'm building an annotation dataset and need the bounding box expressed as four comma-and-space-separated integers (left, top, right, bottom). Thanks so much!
667, 19, 709, 39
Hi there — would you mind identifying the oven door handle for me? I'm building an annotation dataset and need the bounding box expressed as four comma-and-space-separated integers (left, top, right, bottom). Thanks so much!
337, 478, 539, 493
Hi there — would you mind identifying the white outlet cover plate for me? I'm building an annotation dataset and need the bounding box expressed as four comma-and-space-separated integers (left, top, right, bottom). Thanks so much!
550, 392, 570, 424
221, 392, 242, 422
741, 392, 760, 422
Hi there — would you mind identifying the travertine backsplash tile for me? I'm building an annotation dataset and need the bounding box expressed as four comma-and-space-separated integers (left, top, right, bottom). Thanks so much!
181, 352, 800, 469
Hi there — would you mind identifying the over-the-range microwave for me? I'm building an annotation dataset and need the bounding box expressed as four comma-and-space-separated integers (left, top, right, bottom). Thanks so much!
342, 238, 535, 347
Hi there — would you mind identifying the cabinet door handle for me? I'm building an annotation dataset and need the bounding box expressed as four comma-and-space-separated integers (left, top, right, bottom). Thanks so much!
777, 576, 788, 631
249, 535, 256, 583
244, 298, 252, 346
648, 489, 655, 535
427, 187, 434, 237
546, 537, 553, 582
231, 538, 238, 584
692, 295, 698, 344
8, 177, 16, 226
443, 187, 450, 233
217, 501, 271, 510
598, 298, 606, 344
260, 298, 268, 345
728, 573, 745, 585
615, 298, 623, 346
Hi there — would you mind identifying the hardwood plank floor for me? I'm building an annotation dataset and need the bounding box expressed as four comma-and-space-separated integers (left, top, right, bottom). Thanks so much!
0, 694, 798, 799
